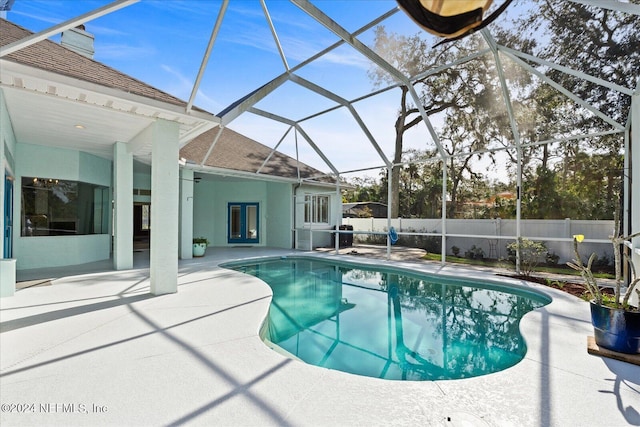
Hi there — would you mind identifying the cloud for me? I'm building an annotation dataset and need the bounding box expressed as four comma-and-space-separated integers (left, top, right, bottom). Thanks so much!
319, 48, 372, 70
9, 9, 60, 25
97, 42, 156, 61
158, 64, 224, 112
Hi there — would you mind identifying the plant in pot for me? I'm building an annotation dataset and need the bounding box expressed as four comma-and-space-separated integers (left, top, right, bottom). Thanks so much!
567, 209, 640, 354
192, 237, 209, 257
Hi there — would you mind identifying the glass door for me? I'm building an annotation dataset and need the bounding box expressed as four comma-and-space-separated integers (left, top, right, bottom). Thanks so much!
228, 202, 259, 244
4, 175, 13, 258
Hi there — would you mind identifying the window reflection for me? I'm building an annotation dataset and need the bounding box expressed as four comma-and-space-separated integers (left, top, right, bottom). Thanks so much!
230, 259, 548, 381
21, 177, 109, 236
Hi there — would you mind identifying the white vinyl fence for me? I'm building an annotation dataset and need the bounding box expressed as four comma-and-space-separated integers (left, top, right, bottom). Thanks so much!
339, 218, 615, 265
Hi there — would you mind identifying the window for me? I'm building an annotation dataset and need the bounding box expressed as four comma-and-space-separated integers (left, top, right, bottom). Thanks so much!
21, 177, 109, 236
304, 194, 329, 224
228, 202, 259, 244
141, 204, 150, 230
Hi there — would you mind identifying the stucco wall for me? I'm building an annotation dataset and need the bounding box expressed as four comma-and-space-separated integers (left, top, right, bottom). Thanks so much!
266, 181, 292, 249
193, 179, 269, 247
295, 185, 339, 250
133, 171, 151, 204
14, 143, 112, 269
193, 178, 295, 249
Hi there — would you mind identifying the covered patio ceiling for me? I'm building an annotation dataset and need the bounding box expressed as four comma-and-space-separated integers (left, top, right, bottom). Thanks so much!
0, 60, 218, 162
1, 0, 638, 180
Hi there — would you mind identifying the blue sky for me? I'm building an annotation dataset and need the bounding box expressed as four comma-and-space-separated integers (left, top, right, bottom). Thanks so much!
5, 0, 520, 178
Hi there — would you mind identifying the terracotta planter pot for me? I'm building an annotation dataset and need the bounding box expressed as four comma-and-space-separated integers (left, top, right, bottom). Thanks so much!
590, 301, 640, 354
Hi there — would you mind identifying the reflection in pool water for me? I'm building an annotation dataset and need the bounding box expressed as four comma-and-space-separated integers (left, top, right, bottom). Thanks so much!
226, 257, 549, 381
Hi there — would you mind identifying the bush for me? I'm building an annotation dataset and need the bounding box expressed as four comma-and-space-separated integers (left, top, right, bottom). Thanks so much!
358, 233, 386, 245
507, 238, 547, 276
391, 227, 441, 254
451, 245, 460, 257
464, 245, 485, 260
546, 251, 559, 266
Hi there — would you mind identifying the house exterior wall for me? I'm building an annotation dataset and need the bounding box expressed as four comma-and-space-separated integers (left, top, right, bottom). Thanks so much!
191, 178, 328, 250
133, 172, 151, 204
193, 178, 293, 248
266, 181, 292, 248
295, 185, 340, 250
13, 143, 112, 269
1, 90, 17, 260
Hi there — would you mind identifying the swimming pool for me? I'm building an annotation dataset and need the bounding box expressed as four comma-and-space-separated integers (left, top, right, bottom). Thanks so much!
223, 256, 550, 381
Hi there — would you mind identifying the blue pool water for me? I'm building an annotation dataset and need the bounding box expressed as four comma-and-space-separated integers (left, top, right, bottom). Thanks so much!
224, 257, 550, 381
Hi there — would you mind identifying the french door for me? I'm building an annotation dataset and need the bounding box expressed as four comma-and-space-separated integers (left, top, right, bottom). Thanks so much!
228, 202, 259, 244
4, 176, 13, 258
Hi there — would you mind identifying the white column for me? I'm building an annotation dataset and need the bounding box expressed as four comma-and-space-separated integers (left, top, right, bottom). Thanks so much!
0, 259, 16, 298
631, 93, 639, 307
150, 119, 180, 295
179, 168, 194, 259
1, 168, 4, 259
113, 141, 133, 270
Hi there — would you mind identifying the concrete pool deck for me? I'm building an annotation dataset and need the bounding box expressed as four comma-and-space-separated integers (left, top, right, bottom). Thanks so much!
1, 247, 639, 426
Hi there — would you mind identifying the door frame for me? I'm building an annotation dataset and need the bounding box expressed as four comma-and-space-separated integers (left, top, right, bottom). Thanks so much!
227, 202, 259, 244
4, 175, 13, 258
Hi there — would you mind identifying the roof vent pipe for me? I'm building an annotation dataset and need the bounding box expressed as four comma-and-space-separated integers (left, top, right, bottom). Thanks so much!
61, 24, 95, 58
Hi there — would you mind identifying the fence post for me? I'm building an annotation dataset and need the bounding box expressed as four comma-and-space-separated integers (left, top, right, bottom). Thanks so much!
497, 217, 502, 259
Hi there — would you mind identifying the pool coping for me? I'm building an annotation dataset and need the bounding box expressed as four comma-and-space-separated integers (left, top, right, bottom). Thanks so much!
1, 247, 639, 426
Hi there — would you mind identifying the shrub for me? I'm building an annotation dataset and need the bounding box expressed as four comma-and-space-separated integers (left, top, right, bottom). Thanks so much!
388, 227, 441, 254
360, 233, 386, 245
464, 245, 485, 260
591, 253, 613, 273
451, 245, 460, 257
545, 251, 559, 266
507, 238, 547, 276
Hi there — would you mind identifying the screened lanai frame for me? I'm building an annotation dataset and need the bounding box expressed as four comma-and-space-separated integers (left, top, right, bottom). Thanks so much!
3, 0, 639, 274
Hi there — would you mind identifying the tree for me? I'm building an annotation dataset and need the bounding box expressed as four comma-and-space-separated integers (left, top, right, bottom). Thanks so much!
516, 1, 638, 218
526, 1, 640, 128
343, 176, 384, 204
369, 27, 478, 218
396, 149, 443, 218
367, 2, 637, 220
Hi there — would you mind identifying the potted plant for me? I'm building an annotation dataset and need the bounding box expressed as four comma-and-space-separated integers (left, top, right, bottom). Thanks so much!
567, 208, 640, 354
192, 237, 209, 257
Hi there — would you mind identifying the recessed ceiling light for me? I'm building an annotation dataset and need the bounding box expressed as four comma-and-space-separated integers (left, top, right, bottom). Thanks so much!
74, 124, 85, 129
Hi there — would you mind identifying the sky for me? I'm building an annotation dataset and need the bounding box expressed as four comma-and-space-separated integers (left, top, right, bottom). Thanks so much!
4, 0, 536, 182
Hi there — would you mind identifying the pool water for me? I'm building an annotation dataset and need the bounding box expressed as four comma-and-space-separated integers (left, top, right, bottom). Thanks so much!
224, 257, 550, 381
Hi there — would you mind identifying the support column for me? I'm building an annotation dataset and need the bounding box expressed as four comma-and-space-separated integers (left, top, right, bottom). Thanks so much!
1, 163, 5, 260
113, 141, 133, 270
0, 259, 16, 298
150, 120, 180, 295
179, 168, 194, 259
631, 93, 639, 307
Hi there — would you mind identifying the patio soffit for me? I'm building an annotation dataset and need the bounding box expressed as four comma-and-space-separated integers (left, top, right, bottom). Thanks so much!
0, 59, 219, 162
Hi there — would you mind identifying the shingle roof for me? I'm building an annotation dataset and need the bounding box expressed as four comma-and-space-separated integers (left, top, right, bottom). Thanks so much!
180, 127, 328, 181
1, 18, 329, 182
0, 18, 190, 108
